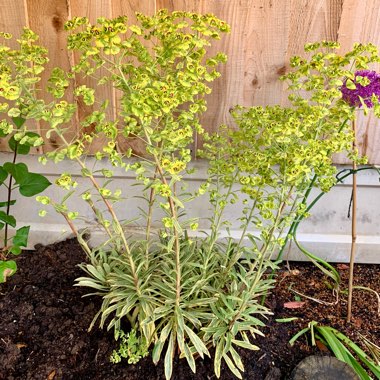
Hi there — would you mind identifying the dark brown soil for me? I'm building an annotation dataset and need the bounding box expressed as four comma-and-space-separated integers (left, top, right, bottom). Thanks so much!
0, 238, 379, 380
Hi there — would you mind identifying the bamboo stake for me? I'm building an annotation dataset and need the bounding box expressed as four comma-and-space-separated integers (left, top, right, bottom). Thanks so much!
347, 119, 357, 323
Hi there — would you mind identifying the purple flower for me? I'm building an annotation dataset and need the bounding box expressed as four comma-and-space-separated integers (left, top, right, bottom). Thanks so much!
341, 70, 380, 108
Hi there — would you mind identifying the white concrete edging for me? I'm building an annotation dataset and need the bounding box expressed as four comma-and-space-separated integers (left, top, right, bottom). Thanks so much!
0, 153, 379, 263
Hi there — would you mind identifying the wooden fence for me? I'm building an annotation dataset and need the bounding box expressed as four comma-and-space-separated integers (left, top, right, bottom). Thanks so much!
1, 0, 380, 164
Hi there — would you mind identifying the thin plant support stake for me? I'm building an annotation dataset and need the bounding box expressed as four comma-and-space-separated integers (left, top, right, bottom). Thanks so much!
347, 118, 357, 323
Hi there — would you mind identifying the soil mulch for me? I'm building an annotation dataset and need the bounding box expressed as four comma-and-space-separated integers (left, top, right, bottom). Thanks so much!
0, 238, 379, 380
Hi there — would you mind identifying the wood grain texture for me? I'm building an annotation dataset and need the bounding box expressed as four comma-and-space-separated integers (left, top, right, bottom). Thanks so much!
69, 0, 114, 154
112, 0, 156, 21
157, 0, 249, 139
26, 0, 77, 153
111, 0, 156, 156
0, 0, 28, 152
0, 1, 380, 163
281, 0, 343, 104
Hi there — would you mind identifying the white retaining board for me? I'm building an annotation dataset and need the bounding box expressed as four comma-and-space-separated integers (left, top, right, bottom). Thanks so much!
0, 153, 379, 263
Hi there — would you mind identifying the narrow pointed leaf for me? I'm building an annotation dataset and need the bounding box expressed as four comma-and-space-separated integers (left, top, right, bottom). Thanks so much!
164, 332, 176, 380
223, 353, 243, 379
184, 325, 209, 358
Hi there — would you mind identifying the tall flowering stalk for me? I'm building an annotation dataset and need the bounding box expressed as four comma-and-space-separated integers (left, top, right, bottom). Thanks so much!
278, 42, 380, 320
340, 69, 380, 322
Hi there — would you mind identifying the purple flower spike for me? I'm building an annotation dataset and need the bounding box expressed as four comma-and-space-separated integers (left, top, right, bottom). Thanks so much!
341, 70, 380, 108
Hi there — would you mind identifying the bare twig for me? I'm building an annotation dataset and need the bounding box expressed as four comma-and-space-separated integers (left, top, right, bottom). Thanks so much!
347, 119, 357, 322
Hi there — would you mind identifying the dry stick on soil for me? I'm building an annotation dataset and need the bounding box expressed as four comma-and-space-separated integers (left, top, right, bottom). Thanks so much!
347, 119, 357, 323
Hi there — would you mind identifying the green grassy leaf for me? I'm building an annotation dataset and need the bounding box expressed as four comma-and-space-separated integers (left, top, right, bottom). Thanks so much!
229, 345, 244, 371
289, 326, 311, 346
214, 339, 224, 378
275, 317, 299, 323
183, 343, 196, 373
223, 353, 243, 379
164, 331, 175, 380
231, 338, 259, 351
184, 324, 209, 358
317, 327, 353, 365
152, 340, 164, 365
330, 328, 380, 378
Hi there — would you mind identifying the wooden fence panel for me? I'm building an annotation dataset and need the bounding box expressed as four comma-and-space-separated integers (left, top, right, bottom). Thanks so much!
69, 0, 114, 154
0, 1, 380, 163
0, 0, 30, 152
112, 1, 156, 156
25, 0, 78, 153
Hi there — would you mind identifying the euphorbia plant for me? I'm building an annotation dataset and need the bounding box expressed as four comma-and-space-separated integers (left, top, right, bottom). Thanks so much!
0, 29, 52, 282
274, 42, 380, 288
38, 10, 275, 379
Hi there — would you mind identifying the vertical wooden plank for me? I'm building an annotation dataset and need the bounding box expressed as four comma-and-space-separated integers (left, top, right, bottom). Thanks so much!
26, 0, 77, 153
0, 0, 28, 152
285, 0, 343, 58
238, 0, 289, 107
281, 0, 343, 103
337, 0, 380, 164
112, 0, 156, 21
281, 0, 349, 163
0, 0, 28, 42
69, 1, 114, 154
157, 0, 290, 144
157, 0, 243, 136
111, 0, 156, 156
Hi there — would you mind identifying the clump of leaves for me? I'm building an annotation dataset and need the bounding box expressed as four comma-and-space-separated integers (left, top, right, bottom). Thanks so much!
0, 29, 52, 282
290, 321, 380, 380
110, 329, 149, 365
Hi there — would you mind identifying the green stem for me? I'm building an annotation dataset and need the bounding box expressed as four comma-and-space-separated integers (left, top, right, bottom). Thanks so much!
141, 124, 182, 306
230, 199, 287, 329
3, 145, 18, 248
221, 195, 259, 279
153, 154, 181, 306
275, 116, 352, 262
56, 131, 141, 293
347, 119, 357, 323
210, 171, 240, 246
145, 167, 158, 269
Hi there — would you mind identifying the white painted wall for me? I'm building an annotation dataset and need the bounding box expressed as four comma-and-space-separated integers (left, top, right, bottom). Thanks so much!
1, 153, 379, 263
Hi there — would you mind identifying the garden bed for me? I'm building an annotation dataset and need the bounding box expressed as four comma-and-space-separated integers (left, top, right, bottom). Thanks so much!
0, 238, 378, 380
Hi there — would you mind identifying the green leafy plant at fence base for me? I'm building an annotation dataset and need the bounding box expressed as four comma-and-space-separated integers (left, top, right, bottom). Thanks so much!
0, 29, 54, 282
32, 10, 285, 379
290, 321, 380, 380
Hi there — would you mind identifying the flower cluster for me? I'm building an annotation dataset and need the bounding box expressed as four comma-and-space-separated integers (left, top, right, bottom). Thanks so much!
341, 70, 380, 108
